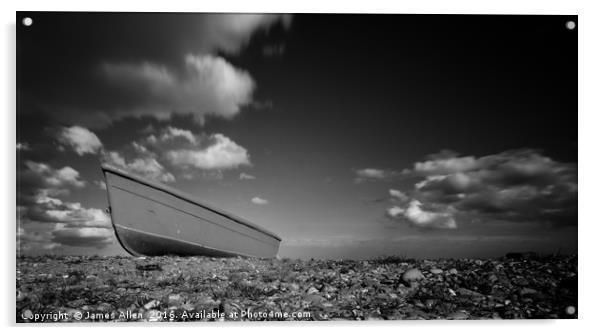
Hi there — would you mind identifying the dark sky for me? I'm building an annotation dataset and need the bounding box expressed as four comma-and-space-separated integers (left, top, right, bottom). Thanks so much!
17, 13, 577, 259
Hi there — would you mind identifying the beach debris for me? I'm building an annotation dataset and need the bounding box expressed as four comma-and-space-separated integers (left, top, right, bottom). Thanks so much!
16, 254, 577, 322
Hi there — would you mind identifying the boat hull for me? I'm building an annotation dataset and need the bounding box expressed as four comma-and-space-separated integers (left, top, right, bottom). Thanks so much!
102, 165, 281, 258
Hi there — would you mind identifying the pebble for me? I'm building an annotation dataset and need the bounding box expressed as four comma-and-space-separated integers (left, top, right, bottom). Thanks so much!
430, 268, 444, 275
307, 286, 320, 295
402, 268, 425, 284
144, 300, 160, 309
456, 288, 484, 298
16, 290, 26, 302
15, 254, 577, 321
520, 288, 538, 296
168, 294, 181, 304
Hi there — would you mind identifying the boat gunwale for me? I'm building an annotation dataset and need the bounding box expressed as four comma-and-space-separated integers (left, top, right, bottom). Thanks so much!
101, 163, 282, 241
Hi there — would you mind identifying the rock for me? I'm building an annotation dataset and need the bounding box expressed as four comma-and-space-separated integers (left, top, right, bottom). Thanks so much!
430, 268, 444, 275
307, 286, 320, 295
425, 299, 437, 309
305, 293, 325, 306
520, 288, 538, 296
16, 290, 26, 302
144, 300, 161, 309
68, 299, 86, 307
402, 268, 425, 285
15, 253, 578, 322
456, 288, 484, 298
514, 277, 529, 286
168, 294, 181, 304
96, 302, 114, 313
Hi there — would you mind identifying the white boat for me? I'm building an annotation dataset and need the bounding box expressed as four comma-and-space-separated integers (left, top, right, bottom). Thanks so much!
101, 164, 281, 258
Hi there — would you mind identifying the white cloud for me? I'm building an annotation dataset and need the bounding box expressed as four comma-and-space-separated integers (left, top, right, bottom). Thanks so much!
403, 200, 457, 229
382, 148, 577, 229
23, 193, 111, 228
202, 14, 292, 54
251, 197, 269, 205
357, 168, 386, 179
160, 126, 197, 144
17, 228, 60, 251
102, 54, 255, 124
17, 142, 31, 151
165, 133, 250, 170
104, 151, 175, 183
24, 161, 86, 189
57, 126, 103, 155
132, 141, 151, 155
239, 172, 256, 180
51, 225, 113, 248
18, 189, 114, 251
389, 189, 409, 202
386, 206, 405, 218
388, 200, 457, 229
39, 14, 293, 128
354, 168, 408, 183
414, 155, 478, 175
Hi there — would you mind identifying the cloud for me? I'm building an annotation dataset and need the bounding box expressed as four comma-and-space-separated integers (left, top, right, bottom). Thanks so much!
239, 172, 256, 180
165, 133, 250, 170
20, 161, 86, 192
353, 168, 408, 183
17, 228, 60, 251
402, 200, 458, 229
26, 14, 293, 128
251, 197, 269, 205
386, 206, 405, 218
160, 126, 198, 144
102, 127, 251, 181
414, 155, 478, 175
201, 14, 293, 54
386, 200, 457, 229
20, 192, 111, 228
131, 141, 154, 157
389, 189, 409, 202
17, 142, 31, 151
51, 225, 113, 248
100, 54, 255, 124
57, 126, 103, 155
104, 151, 175, 183
382, 149, 577, 228
18, 192, 114, 251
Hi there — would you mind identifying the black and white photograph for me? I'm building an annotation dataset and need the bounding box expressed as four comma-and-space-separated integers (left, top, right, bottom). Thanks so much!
16, 12, 577, 322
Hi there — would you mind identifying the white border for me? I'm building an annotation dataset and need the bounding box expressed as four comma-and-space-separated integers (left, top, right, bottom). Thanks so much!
3, 1, 601, 335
